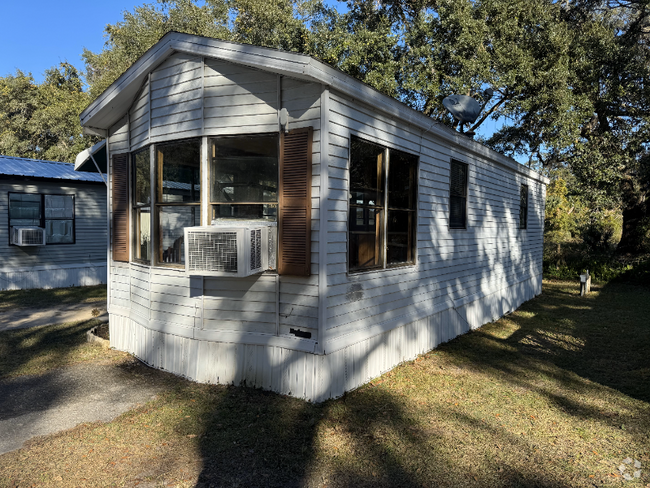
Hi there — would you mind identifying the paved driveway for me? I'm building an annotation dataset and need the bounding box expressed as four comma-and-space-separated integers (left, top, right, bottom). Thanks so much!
0, 359, 163, 455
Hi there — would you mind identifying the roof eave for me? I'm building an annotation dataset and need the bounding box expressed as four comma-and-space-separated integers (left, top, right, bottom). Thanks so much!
80, 32, 549, 185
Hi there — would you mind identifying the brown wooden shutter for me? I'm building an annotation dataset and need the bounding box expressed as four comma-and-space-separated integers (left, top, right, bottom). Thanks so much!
112, 153, 129, 262
278, 127, 313, 276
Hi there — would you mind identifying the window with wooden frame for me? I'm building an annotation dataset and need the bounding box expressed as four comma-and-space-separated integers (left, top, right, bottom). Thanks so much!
132, 148, 151, 263
209, 134, 278, 222
348, 136, 418, 272
449, 159, 468, 229
519, 184, 528, 229
154, 139, 201, 266
8, 192, 75, 245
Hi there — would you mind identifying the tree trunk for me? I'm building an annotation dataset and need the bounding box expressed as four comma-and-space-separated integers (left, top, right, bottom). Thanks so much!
616, 195, 649, 255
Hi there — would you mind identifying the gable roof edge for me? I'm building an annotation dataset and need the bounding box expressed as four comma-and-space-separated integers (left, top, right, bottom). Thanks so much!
80, 32, 548, 185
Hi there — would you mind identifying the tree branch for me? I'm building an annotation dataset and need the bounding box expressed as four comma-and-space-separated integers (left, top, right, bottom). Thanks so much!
469, 97, 506, 132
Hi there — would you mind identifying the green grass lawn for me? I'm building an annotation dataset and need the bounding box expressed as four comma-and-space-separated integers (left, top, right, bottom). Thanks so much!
1, 280, 648, 487
0, 284, 107, 311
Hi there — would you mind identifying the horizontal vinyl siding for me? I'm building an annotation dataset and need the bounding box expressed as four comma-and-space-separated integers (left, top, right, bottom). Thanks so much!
0, 180, 107, 270
109, 115, 129, 155
203, 59, 277, 134
150, 53, 203, 142
129, 79, 150, 149
278, 77, 322, 339
324, 90, 544, 350
203, 275, 276, 334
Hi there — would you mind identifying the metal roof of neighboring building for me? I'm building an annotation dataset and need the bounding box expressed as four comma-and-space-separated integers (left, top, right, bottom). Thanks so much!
0, 155, 106, 183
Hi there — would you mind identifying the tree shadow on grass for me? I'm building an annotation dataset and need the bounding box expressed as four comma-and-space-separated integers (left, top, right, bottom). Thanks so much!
190, 381, 581, 488
436, 280, 650, 450
476, 280, 650, 404
0, 318, 107, 379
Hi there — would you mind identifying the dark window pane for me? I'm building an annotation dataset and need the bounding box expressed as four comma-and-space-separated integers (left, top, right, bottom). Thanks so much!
9, 194, 41, 224
133, 149, 151, 206
212, 204, 277, 221
158, 206, 200, 264
450, 195, 466, 228
387, 210, 414, 265
158, 140, 201, 203
45, 220, 74, 244
450, 161, 467, 197
350, 137, 384, 206
450, 160, 467, 228
388, 150, 417, 210
134, 207, 151, 261
211, 135, 278, 203
45, 195, 74, 219
520, 184, 528, 229
349, 207, 382, 270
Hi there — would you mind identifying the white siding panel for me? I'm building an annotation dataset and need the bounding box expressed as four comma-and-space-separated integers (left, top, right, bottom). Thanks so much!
129, 80, 150, 145
106, 272, 540, 401
323, 88, 545, 351
109, 115, 129, 154
203, 58, 278, 133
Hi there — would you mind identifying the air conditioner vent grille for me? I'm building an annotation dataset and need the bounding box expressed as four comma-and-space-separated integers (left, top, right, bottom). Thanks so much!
250, 229, 262, 271
187, 231, 238, 273
11, 226, 46, 246
184, 225, 273, 277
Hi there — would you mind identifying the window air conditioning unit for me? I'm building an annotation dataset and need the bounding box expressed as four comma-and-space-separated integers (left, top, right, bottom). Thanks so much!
11, 226, 46, 246
184, 223, 275, 277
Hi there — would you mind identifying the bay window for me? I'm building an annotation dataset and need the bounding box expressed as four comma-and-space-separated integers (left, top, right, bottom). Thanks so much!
210, 134, 278, 222
155, 139, 201, 265
132, 148, 150, 262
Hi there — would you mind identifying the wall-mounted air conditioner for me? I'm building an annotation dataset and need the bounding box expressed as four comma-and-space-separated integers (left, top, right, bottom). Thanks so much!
184, 223, 275, 277
11, 227, 46, 246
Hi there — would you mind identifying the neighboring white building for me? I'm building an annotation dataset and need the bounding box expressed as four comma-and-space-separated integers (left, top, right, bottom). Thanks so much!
76, 32, 547, 401
0, 155, 107, 290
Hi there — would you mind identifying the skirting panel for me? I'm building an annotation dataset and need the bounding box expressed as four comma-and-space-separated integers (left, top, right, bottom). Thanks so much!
109, 274, 541, 402
0, 263, 107, 291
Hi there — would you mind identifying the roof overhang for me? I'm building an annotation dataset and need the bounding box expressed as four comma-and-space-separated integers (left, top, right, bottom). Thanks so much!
80, 31, 550, 185
75, 139, 107, 174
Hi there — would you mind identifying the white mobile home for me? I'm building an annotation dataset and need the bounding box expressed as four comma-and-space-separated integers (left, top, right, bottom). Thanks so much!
77, 32, 547, 401
0, 155, 107, 290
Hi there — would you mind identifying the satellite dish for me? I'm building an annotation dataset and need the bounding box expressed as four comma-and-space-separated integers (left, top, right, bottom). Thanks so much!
442, 95, 482, 124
